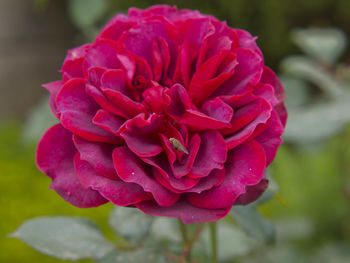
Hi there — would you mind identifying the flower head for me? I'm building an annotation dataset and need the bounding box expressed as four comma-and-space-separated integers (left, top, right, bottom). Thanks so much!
37, 5, 287, 223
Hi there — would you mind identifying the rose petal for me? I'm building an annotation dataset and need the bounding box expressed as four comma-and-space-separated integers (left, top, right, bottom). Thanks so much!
42, 80, 63, 118
87, 67, 106, 88
113, 146, 180, 207
119, 114, 163, 157
189, 50, 238, 104
97, 14, 135, 41
101, 69, 129, 95
92, 109, 125, 136
73, 135, 118, 179
143, 154, 200, 192
167, 83, 193, 118
119, 18, 177, 68
254, 110, 284, 165
187, 140, 266, 209
74, 155, 152, 206
235, 29, 263, 58
224, 99, 272, 149
56, 78, 119, 143
213, 48, 264, 97
235, 178, 268, 205
187, 168, 226, 193
260, 66, 285, 103
85, 84, 128, 118
36, 124, 107, 207
191, 131, 227, 178
202, 97, 233, 124
84, 39, 121, 71
136, 199, 231, 224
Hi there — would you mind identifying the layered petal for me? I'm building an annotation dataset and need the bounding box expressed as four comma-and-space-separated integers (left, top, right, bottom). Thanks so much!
113, 147, 180, 206
187, 140, 266, 209
75, 155, 152, 206
56, 78, 119, 143
36, 124, 107, 207
136, 199, 231, 224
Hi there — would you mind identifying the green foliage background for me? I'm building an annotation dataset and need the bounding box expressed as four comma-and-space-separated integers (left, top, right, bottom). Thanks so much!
2, 0, 350, 262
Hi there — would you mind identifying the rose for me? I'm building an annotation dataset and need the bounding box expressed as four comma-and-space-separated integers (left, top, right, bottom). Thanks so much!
36, 5, 287, 224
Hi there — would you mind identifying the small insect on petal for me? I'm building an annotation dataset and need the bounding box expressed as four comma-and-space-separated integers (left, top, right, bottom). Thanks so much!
169, 137, 189, 154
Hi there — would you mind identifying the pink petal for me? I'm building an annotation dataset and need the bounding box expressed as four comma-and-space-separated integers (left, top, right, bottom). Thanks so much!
136, 199, 231, 224
224, 99, 272, 149
254, 110, 284, 165
113, 146, 180, 207
143, 155, 200, 192
64, 44, 91, 62
202, 97, 233, 124
173, 134, 201, 178
42, 80, 63, 118
73, 135, 118, 180
187, 168, 226, 193
142, 83, 171, 113
191, 131, 227, 178
189, 50, 238, 104
56, 78, 119, 143
197, 35, 232, 67
152, 37, 171, 83
74, 155, 152, 206
260, 66, 285, 103
187, 140, 266, 209
100, 69, 129, 95
235, 178, 268, 205
167, 83, 193, 119
235, 29, 263, 58
119, 114, 163, 157
179, 109, 231, 132
119, 18, 177, 68
87, 67, 106, 88
85, 84, 128, 118
84, 39, 121, 71
102, 88, 147, 118
179, 17, 215, 48
221, 98, 265, 135
92, 109, 125, 135
97, 14, 135, 42
36, 124, 107, 207
213, 48, 264, 97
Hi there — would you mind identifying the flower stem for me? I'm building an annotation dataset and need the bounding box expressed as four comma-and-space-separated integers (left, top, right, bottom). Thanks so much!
210, 222, 218, 263
178, 219, 189, 245
178, 219, 190, 262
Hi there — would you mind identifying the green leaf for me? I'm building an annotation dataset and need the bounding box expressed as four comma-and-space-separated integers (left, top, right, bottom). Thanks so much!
275, 217, 314, 241
9, 216, 114, 260
279, 75, 310, 109
193, 223, 259, 262
281, 56, 346, 99
284, 98, 350, 144
150, 218, 181, 242
68, 0, 108, 29
98, 246, 167, 263
291, 28, 347, 65
109, 207, 154, 244
230, 205, 275, 244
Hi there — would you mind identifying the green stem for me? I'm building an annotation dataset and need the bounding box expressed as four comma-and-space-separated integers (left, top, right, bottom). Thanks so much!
210, 222, 218, 263
178, 219, 189, 245
178, 219, 190, 262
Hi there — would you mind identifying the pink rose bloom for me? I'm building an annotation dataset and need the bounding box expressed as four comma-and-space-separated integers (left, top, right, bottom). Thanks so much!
37, 5, 287, 223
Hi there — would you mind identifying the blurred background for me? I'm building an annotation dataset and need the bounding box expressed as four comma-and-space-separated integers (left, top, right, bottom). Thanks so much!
1, 0, 350, 262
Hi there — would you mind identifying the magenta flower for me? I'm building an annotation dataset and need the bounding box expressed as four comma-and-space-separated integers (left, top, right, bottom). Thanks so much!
36, 5, 287, 224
